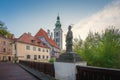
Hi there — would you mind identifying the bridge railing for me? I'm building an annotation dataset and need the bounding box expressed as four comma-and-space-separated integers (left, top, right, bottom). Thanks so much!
19, 60, 120, 80
19, 60, 55, 77
76, 65, 120, 80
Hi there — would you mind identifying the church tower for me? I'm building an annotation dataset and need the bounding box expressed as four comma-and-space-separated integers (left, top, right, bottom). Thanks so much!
54, 15, 63, 50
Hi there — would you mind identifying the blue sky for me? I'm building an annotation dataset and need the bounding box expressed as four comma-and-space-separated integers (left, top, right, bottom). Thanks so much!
0, 0, 113, 38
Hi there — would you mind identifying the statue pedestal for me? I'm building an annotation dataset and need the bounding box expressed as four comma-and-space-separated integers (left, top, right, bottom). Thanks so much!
54, 52, 87, 80
56, 52, 84, 62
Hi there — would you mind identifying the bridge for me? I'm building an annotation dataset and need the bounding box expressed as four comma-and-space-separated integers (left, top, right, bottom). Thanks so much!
0, 62, 39, 80
0, 61, 120, 80
0, 62, 54, 80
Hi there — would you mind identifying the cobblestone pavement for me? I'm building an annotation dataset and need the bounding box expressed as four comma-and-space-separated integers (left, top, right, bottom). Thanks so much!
0, 62, 39, 80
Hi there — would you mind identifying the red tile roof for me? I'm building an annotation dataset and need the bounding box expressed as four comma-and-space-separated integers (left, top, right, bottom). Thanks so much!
17, 33, 49, 48
35, 28, 59, 48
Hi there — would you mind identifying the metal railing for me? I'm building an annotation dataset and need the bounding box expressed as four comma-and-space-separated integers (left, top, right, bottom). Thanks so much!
19, 60, 55, 77
76, 65, 120, 80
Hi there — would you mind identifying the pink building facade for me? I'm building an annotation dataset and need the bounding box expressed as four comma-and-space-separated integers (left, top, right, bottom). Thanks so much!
0, 36, 13, 62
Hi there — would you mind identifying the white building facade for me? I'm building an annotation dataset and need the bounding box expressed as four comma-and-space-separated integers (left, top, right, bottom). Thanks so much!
54, 15, 63, 50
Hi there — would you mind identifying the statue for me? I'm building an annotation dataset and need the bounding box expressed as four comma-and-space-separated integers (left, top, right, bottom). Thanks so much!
66, 25, 73, 52
56, 24, 84, 62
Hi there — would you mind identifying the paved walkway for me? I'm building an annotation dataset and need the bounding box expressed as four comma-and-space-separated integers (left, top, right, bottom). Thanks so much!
0, 62, 39, 80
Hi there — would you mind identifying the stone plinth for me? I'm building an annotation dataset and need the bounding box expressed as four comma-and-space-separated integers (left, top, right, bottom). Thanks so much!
56, 52, 83, 62
54, 52, 87, 80
54, 61, 86, 80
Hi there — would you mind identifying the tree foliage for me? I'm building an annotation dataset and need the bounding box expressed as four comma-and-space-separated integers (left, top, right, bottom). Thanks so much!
73, 27, 120, 69
0, 21, 10, 38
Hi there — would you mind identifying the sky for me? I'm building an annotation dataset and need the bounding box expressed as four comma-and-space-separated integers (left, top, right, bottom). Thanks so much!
0, 0, 119, 49
73, 0, 120, 40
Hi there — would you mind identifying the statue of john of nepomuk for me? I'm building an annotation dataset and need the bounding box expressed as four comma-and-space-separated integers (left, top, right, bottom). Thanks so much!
66, 25, 73, 52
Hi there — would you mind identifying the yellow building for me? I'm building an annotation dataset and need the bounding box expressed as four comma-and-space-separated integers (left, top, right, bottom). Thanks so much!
13, 33, 50, 62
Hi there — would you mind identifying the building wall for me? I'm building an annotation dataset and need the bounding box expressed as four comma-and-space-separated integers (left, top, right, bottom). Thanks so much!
0, 54, 13, 62
15, 42, 50, 62
40, 37, 59, 58
0, 37, 13, 62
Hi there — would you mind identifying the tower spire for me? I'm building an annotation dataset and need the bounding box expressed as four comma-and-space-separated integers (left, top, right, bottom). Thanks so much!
55, 14, 61, 28
57, 13, 60, 21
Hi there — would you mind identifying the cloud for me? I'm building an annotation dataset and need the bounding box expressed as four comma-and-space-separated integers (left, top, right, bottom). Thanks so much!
73, 0, 120, 40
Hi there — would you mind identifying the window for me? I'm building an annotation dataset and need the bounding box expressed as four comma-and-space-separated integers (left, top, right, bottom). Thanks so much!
46, 49, 48, 52
3, 56, 6, 61
26, 45, 30, 50
14, 44, 16, 50
3, 41, 6, 46
56, 32, 59, 36
56, 38, 59, 42
34, 55, 37, 60
37, 42, 41, 45
43, 55, 44, 59
38, 48, 41, 51
38, 55, 41, 59
3, 48, 6, 52
43, 43, 46, 46
31, 40, 35, 43
58, 39, 59, 42
46, 56, 49, 59
33, 47, 36, 51
42, 49, 44, 52
27, 55, 30, 59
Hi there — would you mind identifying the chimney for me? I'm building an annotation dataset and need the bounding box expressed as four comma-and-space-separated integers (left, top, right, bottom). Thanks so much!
47, 29, 50, 38
28, 32, 31, 36
50, 32, 53, 39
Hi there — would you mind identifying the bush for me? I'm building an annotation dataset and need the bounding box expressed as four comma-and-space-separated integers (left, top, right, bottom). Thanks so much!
49, 58, 55, 63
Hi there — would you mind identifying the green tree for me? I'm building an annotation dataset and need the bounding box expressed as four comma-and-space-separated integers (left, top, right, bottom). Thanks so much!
0, 21, 10, 38
73, 27, 120, 69
73, 37, 84, 56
